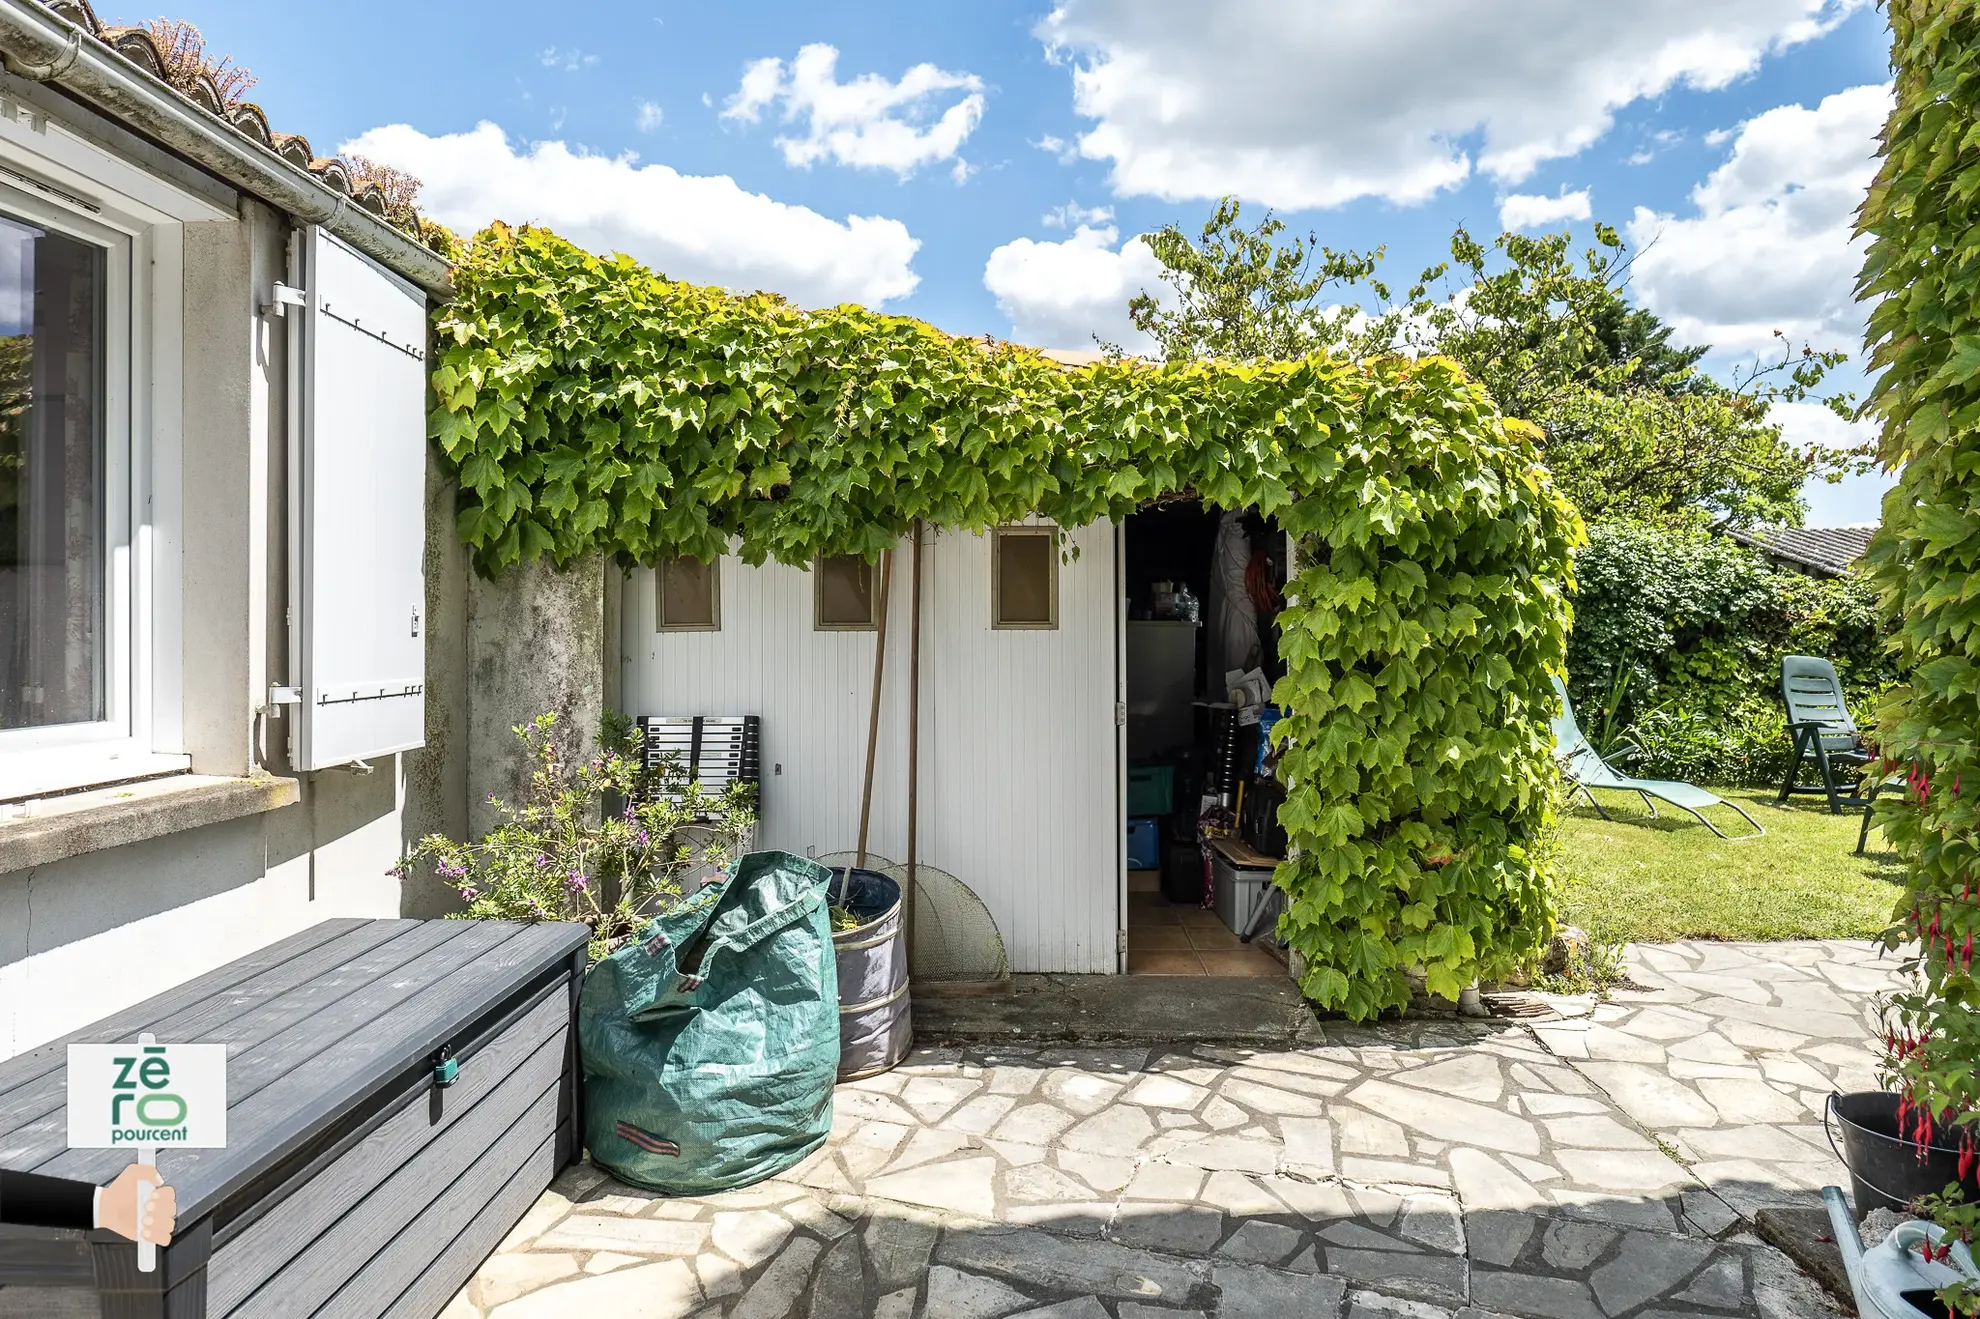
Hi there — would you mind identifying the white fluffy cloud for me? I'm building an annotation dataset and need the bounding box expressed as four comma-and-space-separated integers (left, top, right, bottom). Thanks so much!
341, 122, 920, 307
982, 224, 1166, 352
1627, 83, 1890, 354
1500, 188, 1592, 231
1771, 400, 1878, 453
1037, 0, 1864, 209
723, 43, 985, 176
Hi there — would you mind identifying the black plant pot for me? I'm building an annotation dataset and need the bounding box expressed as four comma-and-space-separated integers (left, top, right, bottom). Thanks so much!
1828, 1091, 1980, 1217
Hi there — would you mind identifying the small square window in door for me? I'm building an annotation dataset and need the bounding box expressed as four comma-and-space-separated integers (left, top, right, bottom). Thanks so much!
815, 554, 877, 629
993, 528, 1057, 629
657, 557, 720, 630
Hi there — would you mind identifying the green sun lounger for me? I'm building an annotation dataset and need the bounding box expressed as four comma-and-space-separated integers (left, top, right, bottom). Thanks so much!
1551, 676, 1764, 839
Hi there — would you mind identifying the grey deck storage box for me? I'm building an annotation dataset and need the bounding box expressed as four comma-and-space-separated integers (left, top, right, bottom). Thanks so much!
0, 917, 590, 1319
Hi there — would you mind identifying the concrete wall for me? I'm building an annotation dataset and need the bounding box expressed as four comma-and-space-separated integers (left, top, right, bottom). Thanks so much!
465, 552, 607, 841
0, 196, 477, 1060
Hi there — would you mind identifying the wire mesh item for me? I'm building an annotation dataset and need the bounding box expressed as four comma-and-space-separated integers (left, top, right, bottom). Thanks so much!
815, 852, 1010, 984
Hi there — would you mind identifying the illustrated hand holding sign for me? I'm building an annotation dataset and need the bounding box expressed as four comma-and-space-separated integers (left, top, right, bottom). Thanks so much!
67, 1032, 225, 1272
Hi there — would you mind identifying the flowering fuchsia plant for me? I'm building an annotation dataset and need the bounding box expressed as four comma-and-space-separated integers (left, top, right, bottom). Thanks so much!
400, 712, 756, 959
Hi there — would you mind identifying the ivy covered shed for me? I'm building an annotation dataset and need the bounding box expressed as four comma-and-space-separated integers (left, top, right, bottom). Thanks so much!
433, 225, 1583, 1021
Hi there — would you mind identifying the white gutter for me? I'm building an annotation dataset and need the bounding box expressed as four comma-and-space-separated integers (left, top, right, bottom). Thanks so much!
0, 0, 451, 296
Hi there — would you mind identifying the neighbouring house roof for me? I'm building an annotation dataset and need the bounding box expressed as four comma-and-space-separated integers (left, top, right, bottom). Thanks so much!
27, 0, 439, 251
1728, 523, 1875, 577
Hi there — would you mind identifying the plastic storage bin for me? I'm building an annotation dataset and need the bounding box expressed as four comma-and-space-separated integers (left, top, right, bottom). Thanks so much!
1127, 764, 1175, 817
1212, 838, 1278, 937
1127, 817, 1162, 870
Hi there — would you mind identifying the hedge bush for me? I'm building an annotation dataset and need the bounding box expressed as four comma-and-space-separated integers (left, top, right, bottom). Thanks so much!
1566, 521, 1895, 785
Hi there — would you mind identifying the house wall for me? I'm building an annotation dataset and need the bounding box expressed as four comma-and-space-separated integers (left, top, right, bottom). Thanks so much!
621, 521, 1122, 974
0, 189, 473, 1059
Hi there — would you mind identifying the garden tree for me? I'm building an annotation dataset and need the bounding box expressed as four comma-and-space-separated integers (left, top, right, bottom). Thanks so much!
1124, 199, 1853, 528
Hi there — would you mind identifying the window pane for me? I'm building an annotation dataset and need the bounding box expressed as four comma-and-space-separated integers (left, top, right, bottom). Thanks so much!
657, 557, 718, 629
996, 532, 1055, 627
0, 213, 105, 730
816, 554, 875, 628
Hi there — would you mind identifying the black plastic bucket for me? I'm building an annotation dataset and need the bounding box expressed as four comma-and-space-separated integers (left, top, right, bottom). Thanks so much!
828, 867, 912, 1081
1828, 1091, 1979, 1217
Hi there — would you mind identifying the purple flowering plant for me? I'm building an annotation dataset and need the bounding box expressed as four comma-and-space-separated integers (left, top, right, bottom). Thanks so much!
402, 711, 755, 958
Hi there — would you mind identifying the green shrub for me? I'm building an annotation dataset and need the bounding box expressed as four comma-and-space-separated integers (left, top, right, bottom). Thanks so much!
1566, 521, 1895, 785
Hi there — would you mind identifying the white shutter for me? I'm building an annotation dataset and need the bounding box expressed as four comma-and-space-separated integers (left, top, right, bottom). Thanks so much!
289, 225, 428, 771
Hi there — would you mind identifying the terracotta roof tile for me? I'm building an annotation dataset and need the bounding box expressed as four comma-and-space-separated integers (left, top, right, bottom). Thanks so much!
30, 1, 443, 251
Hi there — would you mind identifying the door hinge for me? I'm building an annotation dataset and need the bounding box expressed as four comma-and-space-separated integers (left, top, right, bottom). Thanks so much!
1115, 702, 1127, 727
1117, 928, 1128, 952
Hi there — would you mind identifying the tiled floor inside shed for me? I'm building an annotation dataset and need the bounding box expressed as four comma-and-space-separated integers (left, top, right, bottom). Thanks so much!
1125, 885, 1285, 976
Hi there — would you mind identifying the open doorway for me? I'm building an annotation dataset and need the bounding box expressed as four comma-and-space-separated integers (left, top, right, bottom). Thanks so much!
1122, 500, 1291, 976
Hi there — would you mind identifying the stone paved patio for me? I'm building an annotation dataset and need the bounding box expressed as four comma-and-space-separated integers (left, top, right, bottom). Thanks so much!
443, 939, 1901, 1319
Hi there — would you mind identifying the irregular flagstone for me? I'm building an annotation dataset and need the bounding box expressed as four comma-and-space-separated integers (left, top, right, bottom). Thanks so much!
935, 1224, 1209, 1301
921, 1264, 1037, 1319
1469, 1270, 1602, 1319
1211, 1261, 1348, 1319
993, 1103, 1077, 1147
1540, 1114, 1654, 1150
1215, 1219, 1305, 1266
1221, 1075, 1335, 1116
1696, 1077, 1806, 1125
1398, 1194, 1465, 1254
1009, 1300, 1111, 1319
536, 1213, 710, 1256
1057, 1149, 1136, 1193
1465, 1210, 1539, 1267
486, 1260, 702, 1319
1199, 1170, 1287, 1218
1574, 1061, 1721, 1129
866, 1155, 999, 1218
1043, 1070, 1126, 1116
710, 1209, 793, 1270
1391, 1054, 1505, 1103
1124, 1074, 1211, 1110
1448, 1148, 1545, 1214
1552, 1147, 1691, 1194
477, 1253, 579, 1308
863, 1208, 941, 1291
1111, 1201, 1226, 1254
1164, 1133, 1282, 1176
1337, 1107, 1413, 1158
1345, 1080, 1542, 1155
1279, 1117, 1336, 1177
731, 1237, 824, 1319
1588, 1231, 1715, 1315
806, 1233, 866, 1319
1062, 1103, 1156, 1154
1321, 1246, 1467, 1304
944, 1094, 1020, 1134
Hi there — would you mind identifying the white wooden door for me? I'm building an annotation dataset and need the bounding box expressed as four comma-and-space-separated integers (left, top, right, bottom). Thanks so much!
622, 520, 1120, 973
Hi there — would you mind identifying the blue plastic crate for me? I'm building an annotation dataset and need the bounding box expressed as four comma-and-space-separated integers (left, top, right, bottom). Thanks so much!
1127, 816, 1162, 870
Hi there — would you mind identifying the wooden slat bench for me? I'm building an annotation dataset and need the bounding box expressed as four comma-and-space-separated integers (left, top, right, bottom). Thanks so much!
0, 917, 591, 1319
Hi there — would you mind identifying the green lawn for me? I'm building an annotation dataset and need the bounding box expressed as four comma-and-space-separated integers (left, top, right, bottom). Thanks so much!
1554, 785, 1907, 944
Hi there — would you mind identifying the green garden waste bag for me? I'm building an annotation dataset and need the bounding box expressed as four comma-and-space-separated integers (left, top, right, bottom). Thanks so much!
580, 850, 840, 1194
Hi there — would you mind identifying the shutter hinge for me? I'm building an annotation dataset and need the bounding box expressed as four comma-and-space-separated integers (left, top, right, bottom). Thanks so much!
263, 283, 308, 317
1115, 702, 1127, 727
1117, 928, 1128, 952
268, 685, 302, 706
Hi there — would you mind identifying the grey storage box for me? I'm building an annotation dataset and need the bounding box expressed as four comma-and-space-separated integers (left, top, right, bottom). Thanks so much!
0, 917, 589, 1319
1210, 836, 1279, 939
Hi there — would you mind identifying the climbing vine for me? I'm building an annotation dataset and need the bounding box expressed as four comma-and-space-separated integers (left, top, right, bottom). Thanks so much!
430, 223, 1582, 1021
1860, 1, 1980, 1288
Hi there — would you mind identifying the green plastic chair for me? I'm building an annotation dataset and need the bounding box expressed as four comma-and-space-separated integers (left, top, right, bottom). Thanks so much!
1551, 676, 1764, 839
1777, 655, 1874, 815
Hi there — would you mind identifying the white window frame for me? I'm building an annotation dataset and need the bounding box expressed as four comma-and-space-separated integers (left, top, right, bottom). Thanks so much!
0, 153, 193, 800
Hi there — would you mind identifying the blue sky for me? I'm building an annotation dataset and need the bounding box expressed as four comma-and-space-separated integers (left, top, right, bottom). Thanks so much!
171, 0, 1896, 523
